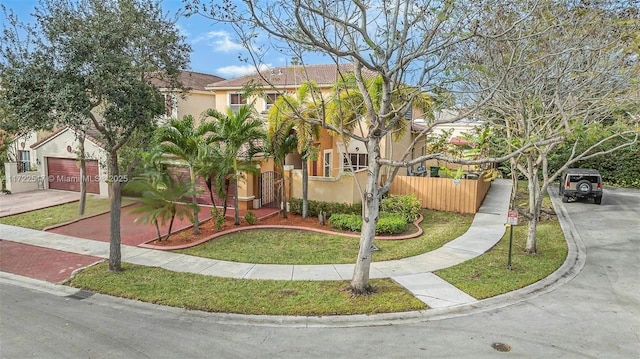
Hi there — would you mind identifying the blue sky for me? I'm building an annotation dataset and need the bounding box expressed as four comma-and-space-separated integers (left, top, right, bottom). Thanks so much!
0, 0, 327, 80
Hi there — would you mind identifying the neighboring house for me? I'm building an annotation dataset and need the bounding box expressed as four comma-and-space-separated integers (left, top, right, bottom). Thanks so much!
3, 71, 225, 195
409, 109, 487, 175
30, 127, 109, 195
151, 71, 225, 124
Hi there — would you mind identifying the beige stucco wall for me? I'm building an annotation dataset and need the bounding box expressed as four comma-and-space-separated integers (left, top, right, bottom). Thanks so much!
290, 168, 366, 204
176, 91, 216, 122
35, 129, 109, 196
4, 163, 41, 193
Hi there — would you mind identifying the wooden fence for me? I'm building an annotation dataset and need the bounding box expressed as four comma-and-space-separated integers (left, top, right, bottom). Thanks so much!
388, 175, 491, 214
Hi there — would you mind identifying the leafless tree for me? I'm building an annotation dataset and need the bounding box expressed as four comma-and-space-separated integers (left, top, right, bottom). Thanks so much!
460, 0, 640, 253
191, 0, 561, 293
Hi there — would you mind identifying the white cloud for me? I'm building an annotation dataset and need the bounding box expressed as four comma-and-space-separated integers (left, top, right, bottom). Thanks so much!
216, 64, 271, 78
193, 30, 244, 52
175, 23, 190, 39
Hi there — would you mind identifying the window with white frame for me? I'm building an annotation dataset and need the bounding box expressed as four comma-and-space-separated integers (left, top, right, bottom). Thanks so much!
323, 150, 332, 177
229, 93, 247, 112
342, 153, 368, 172
17, 150, 31, 173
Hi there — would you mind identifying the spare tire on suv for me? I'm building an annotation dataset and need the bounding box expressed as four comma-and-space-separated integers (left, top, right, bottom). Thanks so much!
559, 168, 603, 205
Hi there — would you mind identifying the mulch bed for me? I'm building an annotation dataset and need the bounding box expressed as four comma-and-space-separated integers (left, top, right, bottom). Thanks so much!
147, 212, 420, 247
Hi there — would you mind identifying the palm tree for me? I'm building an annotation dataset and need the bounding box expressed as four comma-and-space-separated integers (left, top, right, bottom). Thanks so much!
265, 119, 298, 218
154, 115, 216, 235
125, 171, 197, 242
205, 105, 266, 225
266, 81, 323, 219
193, 145, 223, 217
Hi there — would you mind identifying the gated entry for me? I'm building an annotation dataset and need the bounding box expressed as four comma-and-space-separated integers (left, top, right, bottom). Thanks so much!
259, 171, 282, 209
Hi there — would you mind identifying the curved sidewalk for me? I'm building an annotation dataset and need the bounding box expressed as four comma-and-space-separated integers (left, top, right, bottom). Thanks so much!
0, 179, 511, 308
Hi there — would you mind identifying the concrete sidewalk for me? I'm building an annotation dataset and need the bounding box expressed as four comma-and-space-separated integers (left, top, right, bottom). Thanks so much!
0, 179, 511, 309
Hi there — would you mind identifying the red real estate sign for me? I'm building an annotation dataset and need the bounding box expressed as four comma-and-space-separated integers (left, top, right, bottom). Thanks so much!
507, 210, 519, 226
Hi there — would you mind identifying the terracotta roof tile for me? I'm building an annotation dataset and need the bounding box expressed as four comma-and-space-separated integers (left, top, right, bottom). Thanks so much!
207, 63, 374, 89
150, 71, 225, 91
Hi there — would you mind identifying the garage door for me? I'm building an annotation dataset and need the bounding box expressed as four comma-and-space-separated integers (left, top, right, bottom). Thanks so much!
46, 157, 100, 194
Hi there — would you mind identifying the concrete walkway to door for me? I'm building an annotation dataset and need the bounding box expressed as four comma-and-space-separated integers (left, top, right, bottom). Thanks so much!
0, 190, 81, 218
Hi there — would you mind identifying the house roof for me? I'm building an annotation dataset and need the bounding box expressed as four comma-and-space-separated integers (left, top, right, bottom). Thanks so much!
31, 126, 104, 150
150, 71, 225, 92
206, 63, 374, 90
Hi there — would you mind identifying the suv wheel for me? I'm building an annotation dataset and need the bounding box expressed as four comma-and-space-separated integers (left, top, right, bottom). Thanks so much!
562, 196, 569, 203
594, 196, 602, 205
576, 180, 592, 194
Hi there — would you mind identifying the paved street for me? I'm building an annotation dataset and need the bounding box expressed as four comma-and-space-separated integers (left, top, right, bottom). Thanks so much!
1, 186, 638, 358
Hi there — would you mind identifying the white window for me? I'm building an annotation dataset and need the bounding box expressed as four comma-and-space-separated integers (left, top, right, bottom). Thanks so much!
323, 150, 332, 177
18, 150, 31, 173
230, 93, 247, 113
342, 153, 368, 172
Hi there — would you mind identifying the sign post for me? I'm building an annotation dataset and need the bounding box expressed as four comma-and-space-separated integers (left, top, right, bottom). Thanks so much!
506, 210, 518, 270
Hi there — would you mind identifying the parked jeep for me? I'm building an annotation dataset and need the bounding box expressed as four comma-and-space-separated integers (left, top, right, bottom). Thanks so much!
559, 168, 603, 205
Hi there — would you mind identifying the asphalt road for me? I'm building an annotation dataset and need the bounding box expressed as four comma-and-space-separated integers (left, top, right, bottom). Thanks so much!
1, 186, 638, 358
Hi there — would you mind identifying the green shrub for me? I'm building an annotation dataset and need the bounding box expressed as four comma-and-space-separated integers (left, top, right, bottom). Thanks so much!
381, 194, 421, 223
244, 210, 257, 225
211, 210, 225, 230
289, 198, 361, 218
328, 213, 407, 235
376, 214, 408, 234
328, 214, 362, 232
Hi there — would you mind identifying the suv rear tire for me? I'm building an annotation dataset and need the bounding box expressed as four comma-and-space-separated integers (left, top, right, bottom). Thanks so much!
594, 196, 602, 205
576, 180, 592, 195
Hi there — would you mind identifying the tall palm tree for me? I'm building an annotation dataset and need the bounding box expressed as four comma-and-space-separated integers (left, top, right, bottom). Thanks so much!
265, 119, 298, 218
154, 115, 216, 234
266, 81, 323, 219
205, 105, 266, 225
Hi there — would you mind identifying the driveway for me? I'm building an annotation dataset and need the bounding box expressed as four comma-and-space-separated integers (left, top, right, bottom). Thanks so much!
45, 203, 214, 246
0, 190, 80, 218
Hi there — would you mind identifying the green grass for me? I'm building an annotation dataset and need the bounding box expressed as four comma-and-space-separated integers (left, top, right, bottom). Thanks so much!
68, 262, 427, 315
0, 196, 134, 230
175, 210, 473, 264
436, 184, 568, 299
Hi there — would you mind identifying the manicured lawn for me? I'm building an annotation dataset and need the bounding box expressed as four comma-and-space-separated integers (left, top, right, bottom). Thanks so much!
69, 262, 427, 315
0, 196, 134, 230
175, 210, 474, 264
437, 184, 568, 299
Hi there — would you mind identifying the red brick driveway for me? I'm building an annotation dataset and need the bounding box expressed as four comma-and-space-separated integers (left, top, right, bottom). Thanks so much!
46, 203, 214, 246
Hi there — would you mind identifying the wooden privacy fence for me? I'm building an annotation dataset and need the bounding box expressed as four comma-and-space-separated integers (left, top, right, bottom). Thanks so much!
388, 175, 492, 214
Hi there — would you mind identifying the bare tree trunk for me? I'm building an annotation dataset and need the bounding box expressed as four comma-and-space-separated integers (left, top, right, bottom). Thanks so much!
108, 151, 122, 271
302, 157, 308, 219
189, 167, 200, 235
349, 141, 382, 294
153, 219, 161, 241
281, 159, 288, 219
205, 176, 219, 216
222, 178, 230, 217
234, 177, 240, 225
78, 132, 86, 216
164, 214, 176, 241
524, 165, 542, 254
